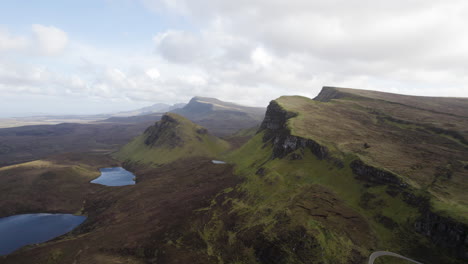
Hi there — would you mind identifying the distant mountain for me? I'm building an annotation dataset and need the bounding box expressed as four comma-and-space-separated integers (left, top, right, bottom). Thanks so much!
111, 103, 186, 117
98, 113, 163, 124
0, 103, 186, 129
171, 96, 265, 136
98, 96, 266, 137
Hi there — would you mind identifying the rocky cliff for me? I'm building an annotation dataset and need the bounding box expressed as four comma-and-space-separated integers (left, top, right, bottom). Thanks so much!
415, 211, 468, 259
258, 93, 468, 261
259, 100, 329, 160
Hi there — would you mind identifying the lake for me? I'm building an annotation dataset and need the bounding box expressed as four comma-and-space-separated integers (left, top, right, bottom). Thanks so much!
0, 213, 86, 256
90, 167, 136, 186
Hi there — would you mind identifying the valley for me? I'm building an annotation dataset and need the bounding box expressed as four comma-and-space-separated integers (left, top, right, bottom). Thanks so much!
0, 88, 467, 264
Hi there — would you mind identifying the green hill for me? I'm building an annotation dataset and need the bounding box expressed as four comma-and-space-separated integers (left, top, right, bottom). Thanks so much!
191, 87, 468, 264
115, 113, 230, 166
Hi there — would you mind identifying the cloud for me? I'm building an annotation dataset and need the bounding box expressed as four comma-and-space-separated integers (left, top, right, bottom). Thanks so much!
153, 30, 210, 63
0, 27, 28, 52
145, 68, 161, 80
2, 1, 468, 117
143, 0, 468, 103
31, 24, 69, 56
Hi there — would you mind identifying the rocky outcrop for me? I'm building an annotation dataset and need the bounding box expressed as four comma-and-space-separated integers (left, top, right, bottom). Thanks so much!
259, 100, 328, 160
415, 211, 468, 259
143, 114, 183, 147
350, 160, 467, 259
350, 160, 406, 187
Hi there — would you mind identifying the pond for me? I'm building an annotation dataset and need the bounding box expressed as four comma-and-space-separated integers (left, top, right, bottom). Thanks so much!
0, 213, 86, 256
211, 160, 227, 164
90, 167, 136, 186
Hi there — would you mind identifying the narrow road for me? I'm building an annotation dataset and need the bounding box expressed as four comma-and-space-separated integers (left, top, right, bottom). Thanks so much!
368, 251, 424, 264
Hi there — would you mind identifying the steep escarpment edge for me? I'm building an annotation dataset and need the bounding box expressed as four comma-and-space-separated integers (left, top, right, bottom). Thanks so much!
259, 100, 329, 160
313, 86, 362, 102
258, 97, 468, 260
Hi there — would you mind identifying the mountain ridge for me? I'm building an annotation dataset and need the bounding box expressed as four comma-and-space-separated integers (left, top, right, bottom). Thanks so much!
172, 96, 265, 136
189, 88, 467, 263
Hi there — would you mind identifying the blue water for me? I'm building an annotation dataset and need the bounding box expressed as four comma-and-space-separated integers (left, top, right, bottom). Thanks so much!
0, 213, 86, 256
212, 160, 226, 164
90, 167, 136, 186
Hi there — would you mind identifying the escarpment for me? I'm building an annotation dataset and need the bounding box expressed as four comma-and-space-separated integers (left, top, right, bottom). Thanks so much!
258, 93, 468, 260
350, 160, 405, 187
259, 100, 328, 160
416, 211, 468, 259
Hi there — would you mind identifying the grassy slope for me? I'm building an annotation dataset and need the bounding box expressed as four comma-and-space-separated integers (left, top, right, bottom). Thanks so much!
195, 133, 451, 263
193, 90, 467, 264
275, 93, 468, 224
115, 113, 230, 166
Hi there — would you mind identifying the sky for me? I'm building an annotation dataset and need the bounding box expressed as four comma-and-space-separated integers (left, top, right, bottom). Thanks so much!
1, 0, 468, 117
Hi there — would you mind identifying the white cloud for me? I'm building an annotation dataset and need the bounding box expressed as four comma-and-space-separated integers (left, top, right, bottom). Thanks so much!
153, 30, 210, 63
2, 1, 468, 117
32, 24, 69, 56
0, 27, 28, 52
251, 47, 273, 69
145, 68, 161, 80
142, 0, 468, 103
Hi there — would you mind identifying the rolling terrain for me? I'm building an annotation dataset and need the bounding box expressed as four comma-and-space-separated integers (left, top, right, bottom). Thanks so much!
0, 153, 118, 218
0, 97, 263, 167
0, 87, 466, 264
0, 122, 155, 166
0, 112, 239, 264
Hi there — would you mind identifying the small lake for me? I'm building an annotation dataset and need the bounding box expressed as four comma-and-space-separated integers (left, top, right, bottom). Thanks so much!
212, 160, 227, 164
91, 167, 136, 186
0, 213, 86, 256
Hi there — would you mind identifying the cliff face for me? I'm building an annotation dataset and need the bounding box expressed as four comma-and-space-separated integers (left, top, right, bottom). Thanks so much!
350, 160, 405, 187
259, 100, 328, 160
259, 96, 468, 260
415, 211, 468, 259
